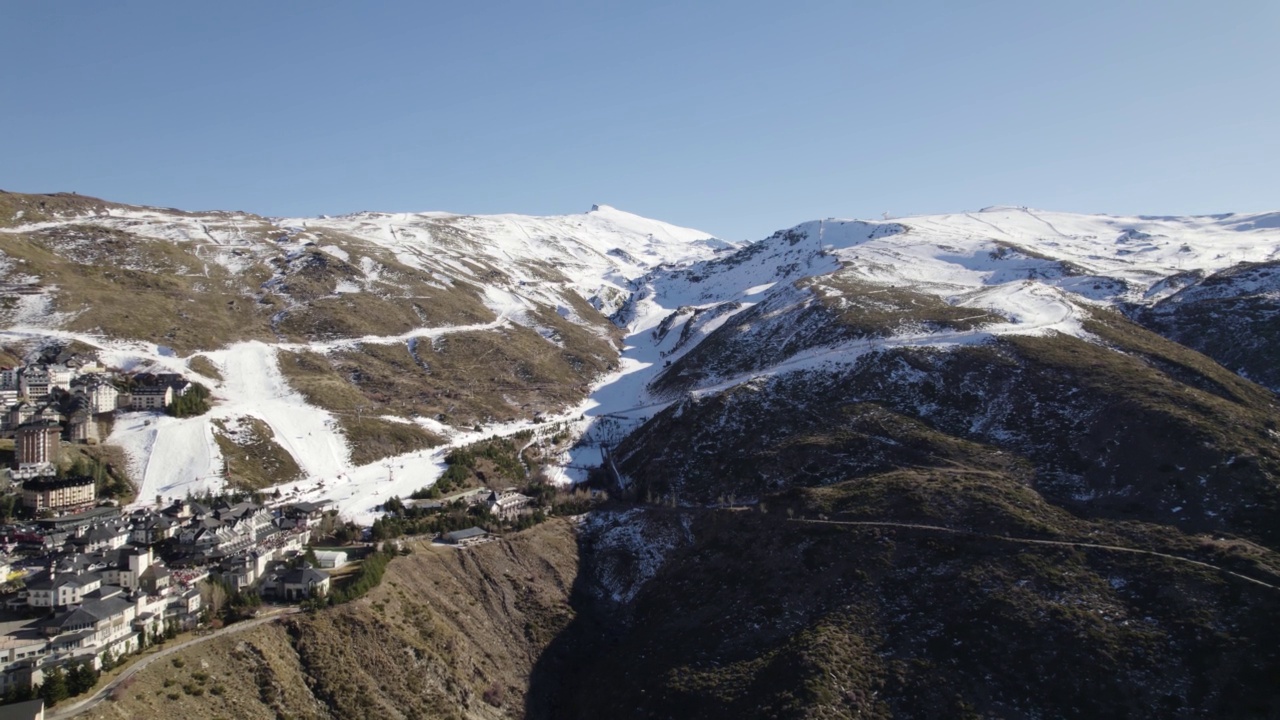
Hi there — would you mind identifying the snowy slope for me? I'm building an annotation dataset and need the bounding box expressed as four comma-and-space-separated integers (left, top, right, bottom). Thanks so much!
643, 208, 1280, 310
0, 198, 735, 521
3, 195, 1278, 520
554, 207, 1280, 477
283, 204, 735, 322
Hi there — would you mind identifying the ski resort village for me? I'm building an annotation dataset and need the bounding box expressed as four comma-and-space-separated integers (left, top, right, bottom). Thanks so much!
0, 341, 565, 705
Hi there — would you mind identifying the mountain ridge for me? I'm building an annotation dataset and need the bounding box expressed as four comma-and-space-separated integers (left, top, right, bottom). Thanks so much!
1, 188, 1277, 520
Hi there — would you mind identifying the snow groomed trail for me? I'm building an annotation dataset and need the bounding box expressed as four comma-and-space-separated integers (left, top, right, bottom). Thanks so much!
209, 341, 349, 480
0, 318, 536, 523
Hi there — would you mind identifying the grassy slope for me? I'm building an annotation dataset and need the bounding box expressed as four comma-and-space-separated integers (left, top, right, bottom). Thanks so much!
187, 355, 223, 382
619, 309, 1280, 547
1, 190, 620, 464
269, 247, 496, 342
0, 190, 120, 227
0, 192, 615, 366
85, 622, 328, 720
279, 320, 615, 429
0, 229, 278, 354
212, 417, 305, 491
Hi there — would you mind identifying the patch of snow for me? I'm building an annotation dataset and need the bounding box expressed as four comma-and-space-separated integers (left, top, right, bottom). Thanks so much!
318, 245, 350, 262
583, 508, 694, 604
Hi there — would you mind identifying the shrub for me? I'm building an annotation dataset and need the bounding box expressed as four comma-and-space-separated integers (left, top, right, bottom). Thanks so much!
482, 681, 505, 707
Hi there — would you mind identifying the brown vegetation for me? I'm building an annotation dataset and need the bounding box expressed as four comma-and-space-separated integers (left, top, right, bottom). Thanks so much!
212, 417, 304, 490
84, 520, 582, 720
280, 322, 614, 430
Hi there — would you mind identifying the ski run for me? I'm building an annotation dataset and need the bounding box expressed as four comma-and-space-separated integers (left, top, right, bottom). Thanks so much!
2, 204, 1277, 524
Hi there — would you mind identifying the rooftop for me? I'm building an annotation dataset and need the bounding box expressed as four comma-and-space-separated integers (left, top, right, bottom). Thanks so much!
280, 566, 329, 585
0, 698, 45, 720
443, 527, 488, 542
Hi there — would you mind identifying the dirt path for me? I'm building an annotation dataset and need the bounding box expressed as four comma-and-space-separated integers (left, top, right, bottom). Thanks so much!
790, 518, 1280, 592
47, 608, 300, 720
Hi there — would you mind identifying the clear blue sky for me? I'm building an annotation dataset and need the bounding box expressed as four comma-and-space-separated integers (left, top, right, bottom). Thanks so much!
4, 1, 1277, 240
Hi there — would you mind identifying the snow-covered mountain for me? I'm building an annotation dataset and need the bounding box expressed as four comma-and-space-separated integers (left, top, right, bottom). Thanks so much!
1, 190, 1277, 525
569, 208, 1280, 511
585, 206, 1280, 425
0, 192, 736, 520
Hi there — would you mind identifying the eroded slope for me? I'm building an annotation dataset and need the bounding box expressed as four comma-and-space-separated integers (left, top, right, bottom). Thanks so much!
86, 519, 581, 720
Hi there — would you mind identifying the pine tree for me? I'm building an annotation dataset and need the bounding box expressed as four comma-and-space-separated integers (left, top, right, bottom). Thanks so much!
67, 663, 85, 695
39, 665, 69, 705
68, 662, 98, 695
2, 682, 35, 704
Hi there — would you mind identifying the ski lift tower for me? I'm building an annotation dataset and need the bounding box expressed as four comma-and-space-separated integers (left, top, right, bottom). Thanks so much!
814, 219, 825, 266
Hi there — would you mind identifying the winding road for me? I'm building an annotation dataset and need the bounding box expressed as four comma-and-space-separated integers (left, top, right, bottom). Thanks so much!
790, 518, 1280, 592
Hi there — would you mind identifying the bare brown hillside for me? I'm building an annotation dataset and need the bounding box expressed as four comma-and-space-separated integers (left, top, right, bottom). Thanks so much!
85, 519, 581, 720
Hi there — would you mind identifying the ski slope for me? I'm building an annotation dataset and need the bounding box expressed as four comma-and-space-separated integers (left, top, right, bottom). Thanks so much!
3, 201, 1277, 521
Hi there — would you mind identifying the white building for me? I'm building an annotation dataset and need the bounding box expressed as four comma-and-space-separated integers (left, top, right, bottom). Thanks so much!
100, 547, 154, 591
74, 379, 120, 415
17, 368, 50, 399
41, 590, 138, 657
486, 489, 534, 520
47, 365, 74, 392
313, 550, 348, 568
25, 570, 103, 609
130, 385, 172, 411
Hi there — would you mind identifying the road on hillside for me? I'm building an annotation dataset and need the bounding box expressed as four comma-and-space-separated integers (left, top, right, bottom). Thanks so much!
790, 518, 1280, 592
47, 608, 300, 720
